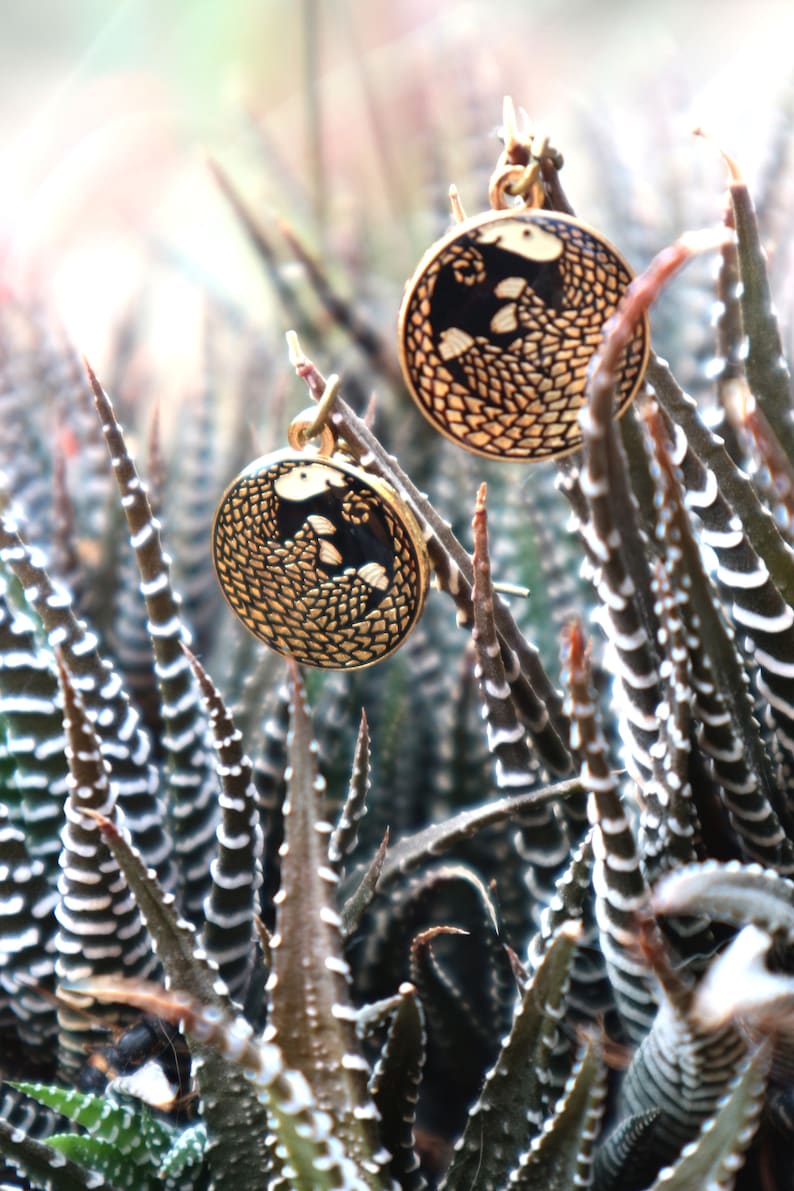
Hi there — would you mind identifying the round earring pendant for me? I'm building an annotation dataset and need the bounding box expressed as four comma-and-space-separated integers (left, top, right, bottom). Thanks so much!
212, 449, 429, 670
398, 208, 650, 461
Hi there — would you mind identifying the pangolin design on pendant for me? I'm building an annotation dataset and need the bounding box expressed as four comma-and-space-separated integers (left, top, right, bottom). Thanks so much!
398, 208, 650, 461
212, 450, 429, 670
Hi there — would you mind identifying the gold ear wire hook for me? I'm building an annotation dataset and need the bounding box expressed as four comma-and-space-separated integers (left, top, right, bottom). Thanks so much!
488, 160, 546, 211
287, 374, 341, 456
285, 329, 340, 455
490, 100, 549, 211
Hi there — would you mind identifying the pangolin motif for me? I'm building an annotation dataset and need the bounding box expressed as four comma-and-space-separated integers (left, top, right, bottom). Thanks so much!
398, 209, 650, 460
212, 451, 428, 669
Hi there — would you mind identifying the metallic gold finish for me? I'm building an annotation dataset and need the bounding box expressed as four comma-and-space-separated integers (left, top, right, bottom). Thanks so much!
398, 207, 650, 461
488, 161, 545, 211
286, 375, 340, 450
287, 411, 336, 456
212, 448, 429, 669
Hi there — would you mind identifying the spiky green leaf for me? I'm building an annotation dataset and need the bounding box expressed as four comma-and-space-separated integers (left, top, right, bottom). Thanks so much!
643, 1042, 770, 1190
442, 920, 581, 1191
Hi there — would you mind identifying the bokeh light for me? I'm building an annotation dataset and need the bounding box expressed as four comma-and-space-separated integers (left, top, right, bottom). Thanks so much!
1, 0, 792, 379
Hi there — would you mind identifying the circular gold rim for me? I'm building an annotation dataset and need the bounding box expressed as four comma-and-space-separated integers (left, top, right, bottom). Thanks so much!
212, 447, 431, 670
397, 207, 651, 463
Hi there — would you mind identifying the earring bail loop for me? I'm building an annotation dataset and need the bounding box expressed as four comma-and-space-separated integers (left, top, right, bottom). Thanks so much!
488, 160, 546, 211
287, 411, 337, 456
286, 373, 341, 455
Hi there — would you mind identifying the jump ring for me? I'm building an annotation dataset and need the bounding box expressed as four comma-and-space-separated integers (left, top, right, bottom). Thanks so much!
287, 411, 337, 456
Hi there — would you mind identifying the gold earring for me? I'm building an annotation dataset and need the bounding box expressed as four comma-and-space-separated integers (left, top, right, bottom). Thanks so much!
397, 106, 650, 462
212, 401, 429, 670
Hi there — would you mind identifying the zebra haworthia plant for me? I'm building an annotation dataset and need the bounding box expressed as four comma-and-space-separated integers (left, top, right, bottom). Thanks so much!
2, 96, 794, 1191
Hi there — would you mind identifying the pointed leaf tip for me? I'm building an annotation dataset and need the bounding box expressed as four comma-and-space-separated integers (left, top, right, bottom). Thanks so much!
560, 616, 586, 667
83, 357, 103, 400
82, 354, 98, 385
693, 126, 744, 183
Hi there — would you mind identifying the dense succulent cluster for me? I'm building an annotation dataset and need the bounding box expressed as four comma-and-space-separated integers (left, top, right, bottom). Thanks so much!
2, 88, 794, 1191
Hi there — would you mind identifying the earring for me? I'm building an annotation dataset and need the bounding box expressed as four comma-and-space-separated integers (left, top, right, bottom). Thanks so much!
212, 403, 430, 670
397, 112, 650, 462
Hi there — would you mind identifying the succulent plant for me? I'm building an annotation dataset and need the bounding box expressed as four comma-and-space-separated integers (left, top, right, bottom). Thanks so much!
2, 80, 794, 1191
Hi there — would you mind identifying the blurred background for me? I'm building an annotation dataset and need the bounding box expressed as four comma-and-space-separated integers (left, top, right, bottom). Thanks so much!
0, 0, 792, 409
4, 9, 794, 1181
